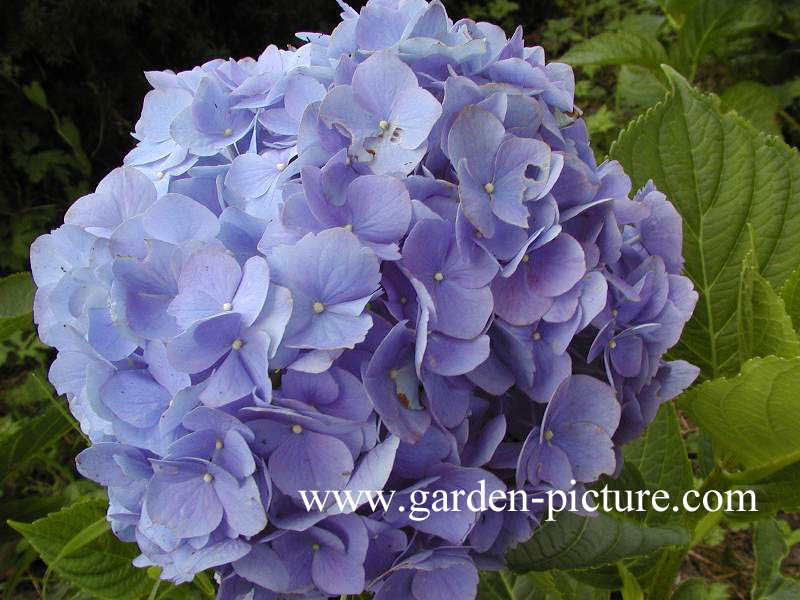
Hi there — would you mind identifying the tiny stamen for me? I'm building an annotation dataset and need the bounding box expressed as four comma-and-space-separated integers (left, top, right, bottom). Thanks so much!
222, 302, 233, 311
231, 339, 243, 350
292, 424, 303, 434
313, 301, 325, 314
378, 120, 390, 130
433, 272, 444, 282
223, 127, 233, 136
484, 182, 495, 194
203, 473, 214, 483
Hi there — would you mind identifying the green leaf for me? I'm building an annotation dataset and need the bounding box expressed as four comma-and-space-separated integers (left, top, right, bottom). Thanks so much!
22, 81, 48, 109
623, 402, 694, 525
617, 65, 668, 110
609, 67, 800, 379
678, 0, 776, 75
618, 563, 644, 600
0, 272, 35, 341
737, 244, 800, 363
726, 461, 800, 520
657, 0, 700, 28
478, 570, 609, 599
671, 577, 730, 599
561, 32, 669, 71
619, 14, 667, 37
721, 81, 782, 137
681, 356, 800, 478
773, 78, 800, 109
42, 513, 111, 592
506, 511, 689, 572
752, 518, 800, 599
779, 263, 800, 333
8, 500, 152, 600
0, 404, 73, 484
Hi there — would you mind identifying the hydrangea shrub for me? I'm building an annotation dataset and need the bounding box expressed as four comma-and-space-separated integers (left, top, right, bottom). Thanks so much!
30, 1, 699, 597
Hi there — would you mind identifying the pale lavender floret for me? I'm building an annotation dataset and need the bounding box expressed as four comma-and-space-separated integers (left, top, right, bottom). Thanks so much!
319, 51, 442, 175
170, 76, 255, 156
517, 375, 620, 491
267, 228, 380, 351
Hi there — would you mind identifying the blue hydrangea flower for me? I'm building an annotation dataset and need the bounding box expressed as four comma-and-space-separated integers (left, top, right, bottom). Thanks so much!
30, 1, 699, 596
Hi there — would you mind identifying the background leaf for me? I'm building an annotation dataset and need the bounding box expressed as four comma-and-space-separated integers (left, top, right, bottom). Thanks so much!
561, 32, 669, 70
752, 518, 800, 598
0, 403, 73, 485
670, 577, 730, 599
0, 272, 35, 342
721, 81, 782, 136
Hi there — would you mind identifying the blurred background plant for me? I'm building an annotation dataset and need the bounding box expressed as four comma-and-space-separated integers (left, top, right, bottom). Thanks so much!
1, 0, 798, 598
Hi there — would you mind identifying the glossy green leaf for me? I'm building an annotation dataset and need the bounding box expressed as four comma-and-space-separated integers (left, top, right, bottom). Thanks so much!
609, 67, 800, 379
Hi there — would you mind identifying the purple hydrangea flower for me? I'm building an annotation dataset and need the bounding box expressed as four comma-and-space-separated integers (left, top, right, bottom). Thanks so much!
30, 1, 699, 596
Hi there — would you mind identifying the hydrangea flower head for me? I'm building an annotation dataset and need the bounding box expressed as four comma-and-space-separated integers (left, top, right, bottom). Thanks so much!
31, 1, 699, 598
